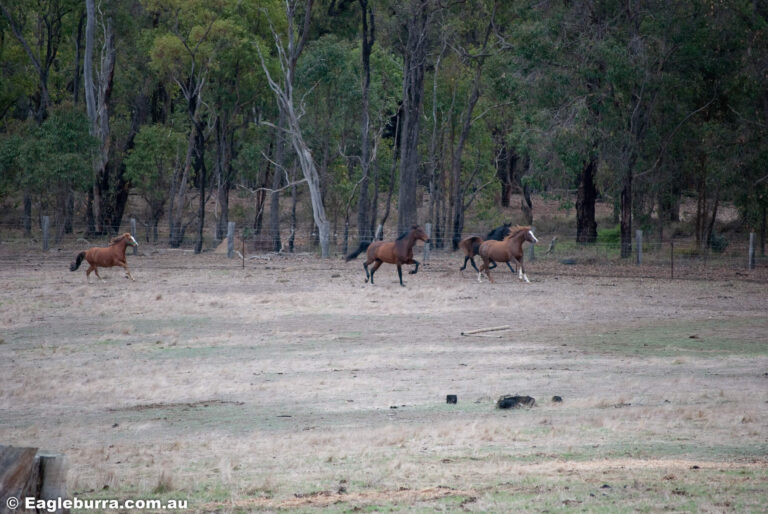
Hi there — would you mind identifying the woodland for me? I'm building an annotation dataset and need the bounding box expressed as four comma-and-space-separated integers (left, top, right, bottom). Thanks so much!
0, 0, 767, 258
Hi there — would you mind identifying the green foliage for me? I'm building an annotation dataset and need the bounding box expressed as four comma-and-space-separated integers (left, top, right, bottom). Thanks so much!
597, 225, 621, 248
16, 106, 96, 193
124, 121, 187, 217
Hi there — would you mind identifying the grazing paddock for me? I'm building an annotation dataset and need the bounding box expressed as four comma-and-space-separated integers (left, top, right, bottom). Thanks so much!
1, 249, 766, 512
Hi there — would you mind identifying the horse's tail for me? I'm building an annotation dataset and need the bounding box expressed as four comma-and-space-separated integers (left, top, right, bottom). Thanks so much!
345, 241, 371, 262
70, 251, 86, 271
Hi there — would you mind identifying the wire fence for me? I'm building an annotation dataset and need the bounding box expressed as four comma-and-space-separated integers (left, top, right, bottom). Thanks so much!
0, 217, 766, 282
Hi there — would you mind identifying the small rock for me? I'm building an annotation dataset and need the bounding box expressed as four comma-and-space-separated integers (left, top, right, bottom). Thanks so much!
552, 395, 563, 403
446, 394, 457, 404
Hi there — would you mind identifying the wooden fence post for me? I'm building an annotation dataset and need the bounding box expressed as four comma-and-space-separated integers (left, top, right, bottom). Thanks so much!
423, 223, 432, 262
0, 446, 68, 514
375, 224, 383, 241
749, 232, 755, 270
42, 216, 50, 251
130, 218, 137, 255
227, 221, 235, 259
636, 230, 643, 265
670, 241, 674, 280
38, 452, 69, 512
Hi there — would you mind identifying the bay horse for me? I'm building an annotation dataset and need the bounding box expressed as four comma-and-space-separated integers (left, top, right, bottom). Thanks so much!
70, 232, 139, 281
458, 223, 516, 274
478, 226, 538, 283
345, 225, 430, 286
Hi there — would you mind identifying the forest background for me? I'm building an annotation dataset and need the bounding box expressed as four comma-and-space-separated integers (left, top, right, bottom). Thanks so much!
1, 0, 767, 260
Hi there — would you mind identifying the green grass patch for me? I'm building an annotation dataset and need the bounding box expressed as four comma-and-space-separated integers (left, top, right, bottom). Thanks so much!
575, 318, 768, 357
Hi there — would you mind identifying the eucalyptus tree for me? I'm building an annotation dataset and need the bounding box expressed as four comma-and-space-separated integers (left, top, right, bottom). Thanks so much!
392, 0, 438, 234
1, 0, 79, 233
258, 0, 334, 257
16, 107, 96, 241
144, 0, 238, 250
83, 0, 115, 236
123, 121, 187, 241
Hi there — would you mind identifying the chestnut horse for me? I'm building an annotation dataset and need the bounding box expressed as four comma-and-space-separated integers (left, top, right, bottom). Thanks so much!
458, 223, 516, 274
345, 225, 430, 286
478, 226, 538, 283
70, 232, 139, 281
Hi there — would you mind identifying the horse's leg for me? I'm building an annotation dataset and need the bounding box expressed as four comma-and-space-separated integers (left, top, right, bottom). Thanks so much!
460, 256, 469, 271
369, 260, 382, 284
397, 264, 404, 286
489, 259, 498, 270
363, 261, 370, 283
517, 258, 529, 283
506, 261, 516, 274
121, 262, 135, 281
469, 257, 480, 273
408, 259, 419, 274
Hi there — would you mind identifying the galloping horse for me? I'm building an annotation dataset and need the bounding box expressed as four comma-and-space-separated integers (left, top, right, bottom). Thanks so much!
345, 225, 430, 286
70, 232, 139, 281
478, 226, 538, 283
458, 223, 516, 274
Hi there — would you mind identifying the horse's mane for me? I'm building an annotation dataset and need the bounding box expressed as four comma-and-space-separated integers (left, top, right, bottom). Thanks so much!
504, 225, 531, 239
109, 233, 128, 246
396, 225, 419, 241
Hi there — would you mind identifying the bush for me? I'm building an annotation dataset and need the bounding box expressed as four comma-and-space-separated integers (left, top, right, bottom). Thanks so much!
597, 225, 621, 248
709, 233, 729, 253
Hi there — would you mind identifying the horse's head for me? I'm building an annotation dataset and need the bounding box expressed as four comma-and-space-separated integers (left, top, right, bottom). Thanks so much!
123, 233, 139, 247
412, 225, 430, 244
525, 228, 539, 244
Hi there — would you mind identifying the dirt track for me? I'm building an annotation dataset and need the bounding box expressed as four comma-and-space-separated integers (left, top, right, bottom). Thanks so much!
1, 249, 766, 511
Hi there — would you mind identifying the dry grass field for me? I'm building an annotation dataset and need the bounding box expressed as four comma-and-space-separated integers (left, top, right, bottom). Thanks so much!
1, 243, 767, 512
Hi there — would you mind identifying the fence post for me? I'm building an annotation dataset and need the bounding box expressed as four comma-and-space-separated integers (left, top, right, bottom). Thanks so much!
670, 240, 674, 280
227, 221, 235, 258
38, 452, 68, 512
528, 226, 535, 261
423, 223, 432, 262
749, 231, 755, 270
635, 230, 643, 265
375, 224, 383, 240
42, 216, 50, 251
130, 218, 138, 255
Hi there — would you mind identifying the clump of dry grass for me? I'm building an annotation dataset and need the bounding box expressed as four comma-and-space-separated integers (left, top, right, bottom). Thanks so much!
152, 470, 174, 494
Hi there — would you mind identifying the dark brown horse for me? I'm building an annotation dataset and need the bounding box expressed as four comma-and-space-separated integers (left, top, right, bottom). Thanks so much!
478, 226, 538, 283
70, 232, 139, 281
458, 223, 516, 274
345, 225, 430, 286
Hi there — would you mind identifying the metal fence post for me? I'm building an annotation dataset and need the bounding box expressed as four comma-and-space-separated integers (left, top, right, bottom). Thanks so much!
528, 226, 535, 261
130, 218, 138, 255
749, 232, 755, 270
423, 223, 432, 262
636, 230, 642, 265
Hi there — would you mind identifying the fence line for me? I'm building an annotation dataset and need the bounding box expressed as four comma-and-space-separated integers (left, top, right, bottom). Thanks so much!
0, 219, 765, 278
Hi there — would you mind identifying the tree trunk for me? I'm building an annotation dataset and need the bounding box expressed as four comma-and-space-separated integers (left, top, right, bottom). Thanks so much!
356, 0, 375, 245
194, 120, 207, 254
576, 155, 598, 243
397, 0, 431, 234
269, 110, 286, 252
84, 1, 116, 235
620, 170, 632, 258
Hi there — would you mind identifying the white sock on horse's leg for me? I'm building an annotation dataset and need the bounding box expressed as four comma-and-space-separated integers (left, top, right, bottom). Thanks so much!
523, 273, 530, 283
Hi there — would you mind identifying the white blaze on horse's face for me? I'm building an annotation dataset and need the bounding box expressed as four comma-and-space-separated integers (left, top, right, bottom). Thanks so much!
529, 230, 538, 243
129, 235, 139, 247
